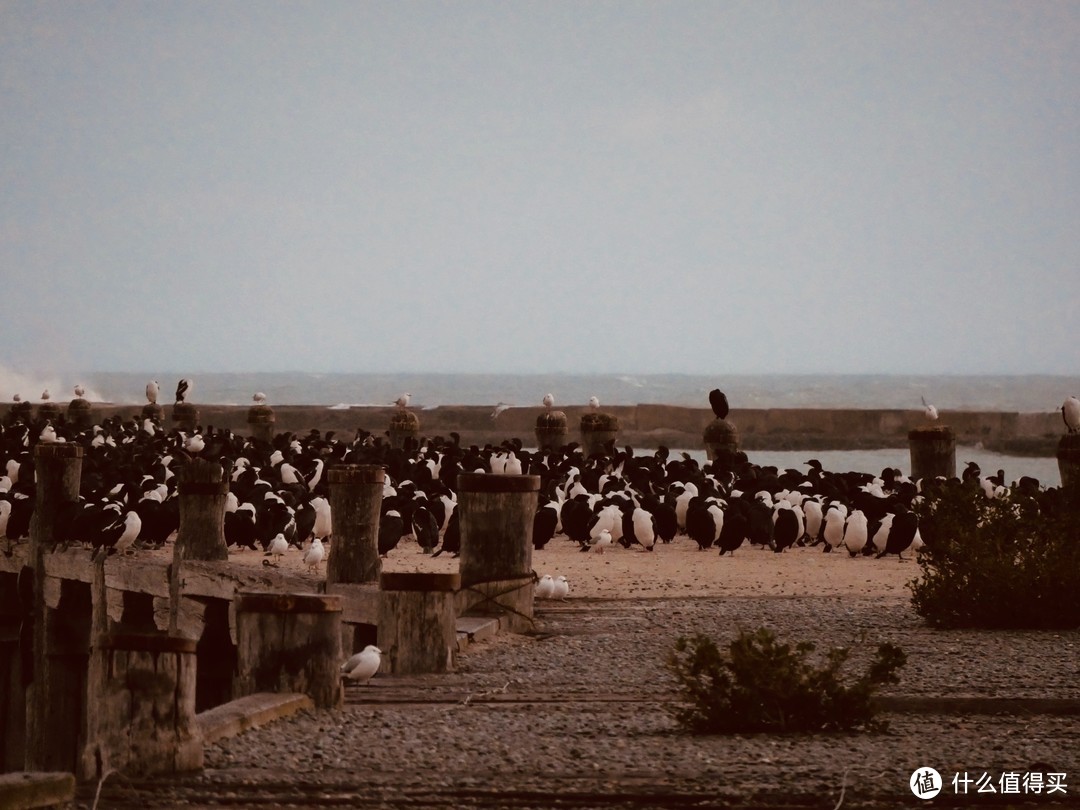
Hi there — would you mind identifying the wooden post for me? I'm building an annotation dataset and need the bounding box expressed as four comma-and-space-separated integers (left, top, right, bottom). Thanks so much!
1057, 433, 1080, 491
535, 411, 568, 451
24, 443, 82, 772
66, 397, 93, 431
234, 592, 343, 709
247, 403, 276, 444
579, 412, 619, 458
175, 459, 229, 562
909, 426, 957, 481
36, 400, 61, 424
0, 573, 22, 773
81, 634, 202, 779
388, 410, 419, 450
457, 473, 539, 633
141, 402, 164, 423
703, 417, 741, 470
172, 401, 199, 433
326, 464, 384, 586
378, 572, 460, 675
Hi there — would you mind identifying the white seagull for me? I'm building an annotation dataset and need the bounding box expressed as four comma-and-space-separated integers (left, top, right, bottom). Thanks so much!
587, 396, 600, 410
551, 575, 570, 600
302, 536, 325, 573
73, 384, 85, 398
146, 380, 160, 404
341, 645, 382, 684
921, 396, 939, 422
253, 392, 267, 405
394, 393, 411, 408
1061, 396, 1080, 434
542, 393, 555, 409
266, 533, 289, 565
535, 574, 556, 599
490, 402, 513, 420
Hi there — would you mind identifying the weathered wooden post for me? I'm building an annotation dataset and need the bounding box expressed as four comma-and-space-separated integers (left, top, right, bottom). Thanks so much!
909, 426, 956, 481
580, 412, 620, 458
8, 396, 32, 425
703, 417, 741, 470
234, 592, 343, 709
175, 458, 229, 562
535, 410, 568, 451
326, 465, 384, 586
36, 393, 61, 424
247, 398, 276, 444
388, 409, 420, 450
0, 573, 22, 772
81, 633, 202, 779
24, 442, 83, 772
457, 473, 539, 633
378, 572, 460, 675
66, 396, 93, 431
1056, 433, 1080, 491
172, 401, 199, 433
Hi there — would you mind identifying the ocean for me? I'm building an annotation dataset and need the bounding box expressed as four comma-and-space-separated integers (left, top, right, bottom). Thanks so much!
3, 370, 1073, 485
13, 371, 1076, 412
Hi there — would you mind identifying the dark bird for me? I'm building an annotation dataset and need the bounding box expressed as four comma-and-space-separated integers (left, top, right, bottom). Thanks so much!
432, 510, 460, 557
709, 388, 730, 420
532, 501, 558, 551
412, 504, 440, 554
175, 378, 191, 404
378, 509, 405, 557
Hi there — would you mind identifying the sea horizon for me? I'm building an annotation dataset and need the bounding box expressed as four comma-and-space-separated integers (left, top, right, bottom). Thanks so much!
3, 370, 1077, 414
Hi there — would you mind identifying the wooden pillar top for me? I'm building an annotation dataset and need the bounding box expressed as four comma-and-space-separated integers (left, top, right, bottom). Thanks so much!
33, 443, 83, 461
98, 634, 197, 654
380, 572, 460, 592
234, 592, 342, 613
457, 473, 540, 493
327, 464, 385, 485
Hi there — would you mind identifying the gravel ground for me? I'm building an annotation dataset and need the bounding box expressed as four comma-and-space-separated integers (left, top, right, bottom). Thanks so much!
81, 594, 1080, 809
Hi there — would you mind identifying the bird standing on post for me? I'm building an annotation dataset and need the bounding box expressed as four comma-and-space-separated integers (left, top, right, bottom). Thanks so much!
921, 396, 939, 422
1062, 396, 1080, 433
542, 393, 555, 409
709, 389, 730, 420
175, 379, 191, 404
587, 396, 600, 410
394, 393, 411, 409
146, 380, 160, 404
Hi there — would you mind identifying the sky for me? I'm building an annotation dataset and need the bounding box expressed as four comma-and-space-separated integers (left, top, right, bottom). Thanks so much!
1, 1, 1077, 378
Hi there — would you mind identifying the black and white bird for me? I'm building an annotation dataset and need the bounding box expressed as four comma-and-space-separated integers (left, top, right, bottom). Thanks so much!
175, 379, 191, 404
1061, 396, 1080, 434
341, 646, 381, 684
709, 388, 730, 420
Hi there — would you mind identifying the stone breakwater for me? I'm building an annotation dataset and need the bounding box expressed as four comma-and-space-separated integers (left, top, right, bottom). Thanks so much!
1, 403, 1063, 453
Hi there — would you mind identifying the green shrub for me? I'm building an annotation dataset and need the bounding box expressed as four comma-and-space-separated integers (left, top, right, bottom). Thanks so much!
667, 628, 906, 734
910, 482, 1080, 629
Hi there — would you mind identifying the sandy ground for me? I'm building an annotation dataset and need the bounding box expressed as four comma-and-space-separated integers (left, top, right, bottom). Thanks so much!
233, 533, 921, 601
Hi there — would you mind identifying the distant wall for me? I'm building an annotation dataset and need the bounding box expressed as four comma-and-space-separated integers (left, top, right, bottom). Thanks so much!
3, 402, 1065, 454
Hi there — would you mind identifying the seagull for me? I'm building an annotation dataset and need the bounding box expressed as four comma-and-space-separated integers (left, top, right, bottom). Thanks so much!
265, 532, 288, 565
490, 402, 513, 420
552, 575, 570, 600
591, 528, 613, 554
175, 379, 191, 404
38, 422, 59, 443
542, 393, 555, 409
587, 396, 600, 410
146, 380, 160, 404
394, 393, 411, 408
708, 388, 730, 420
921, 396, 939, 422
253, 392, 267, 405
1062, 396, 1080, 434
184, 433, 205, 454
535, 574, 556, 599
341, 645, 381, 684
73, 384, 85, 398
302, 536, 325, 573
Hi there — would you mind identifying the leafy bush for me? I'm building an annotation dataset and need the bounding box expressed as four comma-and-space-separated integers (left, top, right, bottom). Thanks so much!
910, 481, 1080, 629
667, 628, 906, 734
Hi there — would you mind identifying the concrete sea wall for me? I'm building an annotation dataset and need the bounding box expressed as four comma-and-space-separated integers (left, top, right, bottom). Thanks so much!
4, 402, 1064, 454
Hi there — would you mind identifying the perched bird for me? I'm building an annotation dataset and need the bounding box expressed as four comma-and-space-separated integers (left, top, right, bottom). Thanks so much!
38, 423, 59, 444
587, 396, 600, 410
341, 645, 381, 684
175, 379, 191, 404
146, 380, 160, 404
1062, 396, 1080, 434
253, 392, 267, 405
490, 402, 513, 420
394, 393, 411, 408
266, 532, 288, 565
40, 389, 50, 401
542, 393, 555, 409
551, 575, 570, 600
302, 536, 325, 573
921, 396, 939, 422
73, 384, 85, 398
535, 574, 556, 599
709, 388, 730, 420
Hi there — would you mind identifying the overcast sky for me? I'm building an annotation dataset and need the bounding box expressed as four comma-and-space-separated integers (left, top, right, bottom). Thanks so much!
2, 1, 1077, 377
